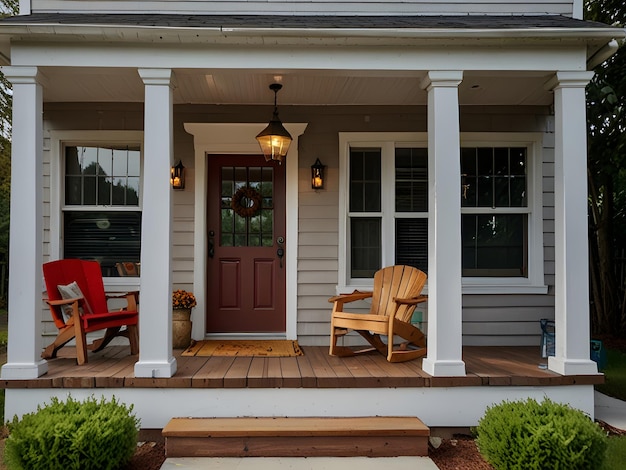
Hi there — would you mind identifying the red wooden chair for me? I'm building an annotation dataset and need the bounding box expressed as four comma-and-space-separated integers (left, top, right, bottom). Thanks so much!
329, 265, 428, 363
42, 259, 139, 365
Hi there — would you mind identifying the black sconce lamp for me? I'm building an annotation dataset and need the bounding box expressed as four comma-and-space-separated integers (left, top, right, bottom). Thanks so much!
171, 160, 185, 190
311, 158, 325, 190
256, 83, 292, 163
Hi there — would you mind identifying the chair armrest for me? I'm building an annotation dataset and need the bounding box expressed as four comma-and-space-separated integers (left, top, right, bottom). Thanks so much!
394, 295, 428, 305
328, 290, 373, 303
106, 291, 139, 312
46, 298, 81, 306
105, 291, 139, 300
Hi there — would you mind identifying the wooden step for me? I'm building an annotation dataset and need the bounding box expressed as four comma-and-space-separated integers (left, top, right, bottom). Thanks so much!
163, 416, 429, 458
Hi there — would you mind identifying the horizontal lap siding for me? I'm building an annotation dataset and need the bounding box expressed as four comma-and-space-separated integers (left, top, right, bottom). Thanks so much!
32, 1, 574, 16
39, 104, 555, 348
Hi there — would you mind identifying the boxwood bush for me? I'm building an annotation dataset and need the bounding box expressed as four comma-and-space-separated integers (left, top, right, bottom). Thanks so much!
475, 398, 607, 470
4, 395, 140, 470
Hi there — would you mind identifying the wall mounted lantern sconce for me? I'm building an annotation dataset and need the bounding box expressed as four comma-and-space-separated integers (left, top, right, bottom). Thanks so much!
311, 158, 325, 190
171, 160, 185, 190
256, 83, 292, 163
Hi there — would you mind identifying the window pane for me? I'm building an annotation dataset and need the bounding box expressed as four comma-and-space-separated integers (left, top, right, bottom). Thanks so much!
462, 146, 527, 209
462, 214, 527, 277
350, 217, 381, 278
395, 218, 428, 272
350, 149, 381, 212
221, 166, 273, 247
65, 145, 141, 207
395, 148, 428, 212
63, 211, 142, 277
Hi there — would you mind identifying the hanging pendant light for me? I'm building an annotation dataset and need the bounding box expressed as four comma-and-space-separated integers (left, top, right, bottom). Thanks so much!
256, 83, 292, 163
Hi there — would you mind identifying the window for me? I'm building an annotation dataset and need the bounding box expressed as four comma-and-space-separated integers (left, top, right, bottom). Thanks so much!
339, 132, 545, 293
62, 144, 142, 277
461, 147, 528, 277
341, 133, 428, 285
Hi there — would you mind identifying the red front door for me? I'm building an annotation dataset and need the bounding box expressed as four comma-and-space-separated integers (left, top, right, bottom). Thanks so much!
206, 155, 286, 333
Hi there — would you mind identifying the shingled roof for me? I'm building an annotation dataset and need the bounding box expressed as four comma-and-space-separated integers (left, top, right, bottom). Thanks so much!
0, 13, 616, 30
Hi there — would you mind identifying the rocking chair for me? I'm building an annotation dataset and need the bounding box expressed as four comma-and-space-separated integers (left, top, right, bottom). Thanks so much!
42, 259, 139, 365
329, 265, 427, 363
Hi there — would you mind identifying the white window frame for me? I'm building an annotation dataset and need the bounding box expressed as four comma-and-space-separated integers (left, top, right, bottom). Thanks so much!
338, 132, 428, 293
49, 130, 144, 291
338, 132, 547, 295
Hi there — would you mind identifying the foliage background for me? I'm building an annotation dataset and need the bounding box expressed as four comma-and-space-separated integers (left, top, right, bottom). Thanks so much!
585, 0, 626, 336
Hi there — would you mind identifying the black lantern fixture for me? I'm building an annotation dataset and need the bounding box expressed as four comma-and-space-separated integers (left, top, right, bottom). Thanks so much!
311, 158, 325, 190
256, 83, 292, 163
171, 160, 185, 190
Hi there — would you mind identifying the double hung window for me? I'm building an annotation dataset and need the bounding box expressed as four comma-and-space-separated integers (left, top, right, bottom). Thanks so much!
62, 144, 142, 277
340, 132, 544, 293
341, 133, 428, 286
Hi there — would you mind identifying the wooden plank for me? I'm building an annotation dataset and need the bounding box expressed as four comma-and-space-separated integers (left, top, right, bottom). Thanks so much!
279, 356, 303, 388
94, 355, 138, 388
191, 356, 235, 388
247, 357, 283, 388
166, 435, 427, 458
163, 417, 429, 437
304, 346, 342, 388
294, 350, 319, 388
223, 357, 252, 388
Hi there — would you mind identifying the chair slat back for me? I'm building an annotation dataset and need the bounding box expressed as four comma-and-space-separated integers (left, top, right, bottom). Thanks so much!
43, 259, 109, 314
370, 265, 427, 318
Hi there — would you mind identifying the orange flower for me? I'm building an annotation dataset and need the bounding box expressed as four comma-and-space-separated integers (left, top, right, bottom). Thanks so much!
172, 290, 197, 309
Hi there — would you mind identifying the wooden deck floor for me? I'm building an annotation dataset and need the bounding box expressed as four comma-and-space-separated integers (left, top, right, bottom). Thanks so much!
1, 346, 603, 390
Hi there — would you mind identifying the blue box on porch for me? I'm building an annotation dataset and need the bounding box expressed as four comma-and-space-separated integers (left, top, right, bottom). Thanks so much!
590, 340, 607, 370
540, 319, 555, 358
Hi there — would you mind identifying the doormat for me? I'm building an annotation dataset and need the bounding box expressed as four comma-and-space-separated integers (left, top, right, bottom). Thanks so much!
181, 340, 304, 357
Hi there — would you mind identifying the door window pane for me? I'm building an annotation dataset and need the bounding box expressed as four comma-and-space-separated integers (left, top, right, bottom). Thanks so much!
221, 166, 273, 247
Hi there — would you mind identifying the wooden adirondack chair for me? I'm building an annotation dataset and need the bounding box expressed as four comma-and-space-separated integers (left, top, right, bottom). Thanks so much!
42, 259, 139, 365
329, 265, 427, 363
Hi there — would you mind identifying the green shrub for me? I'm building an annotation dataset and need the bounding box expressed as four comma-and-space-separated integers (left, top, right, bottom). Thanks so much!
475, 397, 607, 470
4, 395, 140, 470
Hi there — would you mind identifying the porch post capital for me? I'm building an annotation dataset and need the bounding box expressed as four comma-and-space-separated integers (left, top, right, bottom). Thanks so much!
420, 71, 464, 90
544, 71, 595, 91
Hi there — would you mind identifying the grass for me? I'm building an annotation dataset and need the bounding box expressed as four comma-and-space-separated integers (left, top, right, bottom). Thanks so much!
596, 348, 626, 401
601, 436, 626, 470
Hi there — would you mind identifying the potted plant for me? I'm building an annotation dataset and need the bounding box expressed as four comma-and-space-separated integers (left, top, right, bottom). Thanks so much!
172, 289, 196, 349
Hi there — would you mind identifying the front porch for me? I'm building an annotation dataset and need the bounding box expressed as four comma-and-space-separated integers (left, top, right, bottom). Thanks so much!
1, 345, 603, 430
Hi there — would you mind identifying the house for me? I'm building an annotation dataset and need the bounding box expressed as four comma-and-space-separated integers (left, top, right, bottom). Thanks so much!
0, 0, 624, 434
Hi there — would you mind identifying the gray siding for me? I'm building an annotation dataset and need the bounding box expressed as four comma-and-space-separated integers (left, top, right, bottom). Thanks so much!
40, 103, 555, 348
32, 0, 575, 17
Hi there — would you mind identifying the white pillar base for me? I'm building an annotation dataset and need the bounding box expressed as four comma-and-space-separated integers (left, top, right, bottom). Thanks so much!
1, 361, 49, 380
422, 359, 466, 377
548, 357, 598, 376
134, 358, 178, 378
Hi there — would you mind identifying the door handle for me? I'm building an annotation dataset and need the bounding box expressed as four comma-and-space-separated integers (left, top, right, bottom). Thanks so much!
208, 230, 215, 258
276, 236, 285, 268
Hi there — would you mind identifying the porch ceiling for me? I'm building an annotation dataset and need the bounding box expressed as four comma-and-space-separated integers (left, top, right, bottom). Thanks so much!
42, 68, 554, 105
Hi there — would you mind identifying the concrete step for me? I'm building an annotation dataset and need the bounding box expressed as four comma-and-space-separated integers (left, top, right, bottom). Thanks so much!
162, 416, 430, 458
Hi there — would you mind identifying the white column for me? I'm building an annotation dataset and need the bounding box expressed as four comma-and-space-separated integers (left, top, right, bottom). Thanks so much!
548, 71, 598, 375
1, 67, 48, 379
134, 69, 177, 378
420, 71, 466, 377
